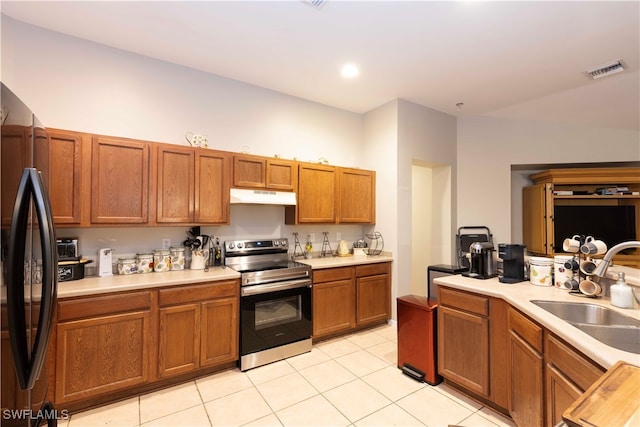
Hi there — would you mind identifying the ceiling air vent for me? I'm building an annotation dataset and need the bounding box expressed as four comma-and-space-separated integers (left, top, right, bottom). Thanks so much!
303, 0, 326, 9
584, 59, 625, 80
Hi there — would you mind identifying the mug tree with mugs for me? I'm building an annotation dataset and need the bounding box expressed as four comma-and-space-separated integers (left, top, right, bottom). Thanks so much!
560, 234, 607, 296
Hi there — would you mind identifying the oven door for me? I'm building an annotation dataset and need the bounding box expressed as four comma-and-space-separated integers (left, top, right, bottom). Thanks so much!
240, 278, 312, 356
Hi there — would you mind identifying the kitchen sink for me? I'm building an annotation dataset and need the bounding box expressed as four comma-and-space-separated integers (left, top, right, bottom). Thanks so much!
530, 300, 640, 354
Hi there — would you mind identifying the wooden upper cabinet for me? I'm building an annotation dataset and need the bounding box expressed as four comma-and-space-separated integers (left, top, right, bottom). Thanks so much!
233, 154, 297, 191
1, 125, 30, 226
156, 144, 195, 223
296, 163, 336, 223
338, 167, 375, 223
233, 155, 265, 188
195, 149, 230, 224
522, 183, 551, 255
47, 129, 82, 224
91, 136, 149, 224
266, 159, 297, 191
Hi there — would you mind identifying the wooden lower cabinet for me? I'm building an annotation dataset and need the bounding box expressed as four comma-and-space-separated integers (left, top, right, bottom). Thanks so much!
544, 333, 605, 427
55, 292, 152, 405
312, 263, 391, 340
158, 281, 238, 379
438, 303, 490, 397
508, 308, 545, 427
312, 267, 356, 338
53, 280, 239, 409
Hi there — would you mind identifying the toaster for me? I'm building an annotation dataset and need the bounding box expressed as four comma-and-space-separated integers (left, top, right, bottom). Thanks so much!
56, 238, 79, 260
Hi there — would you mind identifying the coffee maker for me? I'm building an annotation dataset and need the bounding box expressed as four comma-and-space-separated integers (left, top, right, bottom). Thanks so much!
462, 242, 498, 279
498, 243, 526, 283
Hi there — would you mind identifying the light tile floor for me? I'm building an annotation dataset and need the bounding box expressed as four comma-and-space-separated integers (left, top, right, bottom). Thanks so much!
62, 324, 516, 427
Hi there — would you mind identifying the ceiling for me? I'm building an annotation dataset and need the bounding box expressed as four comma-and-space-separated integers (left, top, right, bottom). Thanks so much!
2, 1, 639, 131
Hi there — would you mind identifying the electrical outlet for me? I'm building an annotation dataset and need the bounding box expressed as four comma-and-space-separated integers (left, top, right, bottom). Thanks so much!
336, 232, 342, 241
309, 233, 315, 243
162, 238, 171, 249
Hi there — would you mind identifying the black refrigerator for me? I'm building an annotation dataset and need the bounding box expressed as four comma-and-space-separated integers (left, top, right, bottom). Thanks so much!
1, 83, 59, 426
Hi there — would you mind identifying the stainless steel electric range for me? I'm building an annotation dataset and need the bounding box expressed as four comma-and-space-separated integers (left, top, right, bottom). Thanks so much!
224, 238, 312, 371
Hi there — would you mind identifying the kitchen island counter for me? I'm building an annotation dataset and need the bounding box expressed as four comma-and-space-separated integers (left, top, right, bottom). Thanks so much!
434, 272, 640, 368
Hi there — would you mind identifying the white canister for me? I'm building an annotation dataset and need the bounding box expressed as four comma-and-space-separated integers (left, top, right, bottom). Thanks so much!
170, 246, 186, 271
553, 255, 573, 288
136, 252, 154, 274
529, 256, 553, 286
153, 249, 171, 272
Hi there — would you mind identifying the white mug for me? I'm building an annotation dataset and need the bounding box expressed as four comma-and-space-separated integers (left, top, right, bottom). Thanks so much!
185, 132, 208, 148
579, 278, 602, 296
562, 235, 581, 253
579, 259, 598, 276
580, 239, 607, 255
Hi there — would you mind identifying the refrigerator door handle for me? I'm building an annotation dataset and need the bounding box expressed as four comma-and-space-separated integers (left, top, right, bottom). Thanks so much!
7, 168, 57, 390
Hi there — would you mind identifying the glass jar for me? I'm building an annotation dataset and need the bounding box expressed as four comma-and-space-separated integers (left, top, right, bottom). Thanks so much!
137, 252, 154, 274
170, 246, 186, 271
117, 257, 138, 275
153, 249, 171, 272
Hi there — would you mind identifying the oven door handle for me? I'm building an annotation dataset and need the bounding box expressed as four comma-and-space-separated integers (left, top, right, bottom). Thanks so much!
241, 279, 311, 296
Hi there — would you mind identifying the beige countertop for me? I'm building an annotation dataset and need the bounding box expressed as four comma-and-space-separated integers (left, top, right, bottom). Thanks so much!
297, 253, 393, 269
434, 271, 640, 369
39, 254, 393, 299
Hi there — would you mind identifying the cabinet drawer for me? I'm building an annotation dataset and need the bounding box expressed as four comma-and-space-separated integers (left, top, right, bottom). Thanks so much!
58, 291, 151, 322
508, 308, 543, 353
546, 333, 604, 392
159, 280, 238, 306
355, 262, 389, 277
313, 267, 353, 284
438, 287, 489, 316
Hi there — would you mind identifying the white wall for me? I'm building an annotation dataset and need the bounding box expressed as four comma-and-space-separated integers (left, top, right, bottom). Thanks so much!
457, 116, 640, 247
1, 17, 363, 167
397, 101, 457, 300
1, 16, 371, 267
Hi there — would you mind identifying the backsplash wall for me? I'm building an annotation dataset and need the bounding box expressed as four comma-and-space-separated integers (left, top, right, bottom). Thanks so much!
61, 204, 372, 275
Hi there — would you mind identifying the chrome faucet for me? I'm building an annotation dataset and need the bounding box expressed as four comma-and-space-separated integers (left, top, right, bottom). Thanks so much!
592, 241, 640, 278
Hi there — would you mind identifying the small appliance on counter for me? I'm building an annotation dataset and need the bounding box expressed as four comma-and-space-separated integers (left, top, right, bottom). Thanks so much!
56, 237, 92, 282
98, 248, 114, 277
462, 242, 498, 279
498, 243, 526, 283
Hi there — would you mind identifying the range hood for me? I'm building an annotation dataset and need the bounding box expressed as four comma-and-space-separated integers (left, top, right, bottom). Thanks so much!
230, 188, 297, 206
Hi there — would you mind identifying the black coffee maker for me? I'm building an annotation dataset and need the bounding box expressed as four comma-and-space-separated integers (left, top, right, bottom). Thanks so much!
498, 243, 526, 283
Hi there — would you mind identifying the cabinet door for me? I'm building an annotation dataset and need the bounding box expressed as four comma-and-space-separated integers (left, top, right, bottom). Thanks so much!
200, 297, 238, 367
266, 159, 297, 191
546, 365, 581, 427
313, 279, 356, 338
523, 183, 551, 255
1, 125, 30, 226
48, 130, 82, 224
437, 305, 490, 397
195, 149, 230, 224
508, 332, 544, 427
158, 304, 200, 379
156, 144, 194, 223
297, 164, 336, 223
356, 274, 389, 326
91, 136, 149, 223
55, 311, 151, 404
233, 155, 265, 188
338, 168, 375, 223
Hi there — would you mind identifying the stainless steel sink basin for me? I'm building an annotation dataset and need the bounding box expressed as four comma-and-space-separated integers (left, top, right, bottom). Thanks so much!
530, 300, 640, 354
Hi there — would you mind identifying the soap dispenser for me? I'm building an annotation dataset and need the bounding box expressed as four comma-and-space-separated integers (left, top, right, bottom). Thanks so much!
610, 272, 634, 309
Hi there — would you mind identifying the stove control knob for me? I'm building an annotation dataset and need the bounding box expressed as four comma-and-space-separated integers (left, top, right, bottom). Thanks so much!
228, 243, 235, 249
237, 242, 244, 249
281, 239, 288, 246
274, 241, 280, 246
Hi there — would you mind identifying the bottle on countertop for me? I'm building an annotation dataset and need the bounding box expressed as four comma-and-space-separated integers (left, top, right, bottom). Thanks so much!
610, 272, 634, 309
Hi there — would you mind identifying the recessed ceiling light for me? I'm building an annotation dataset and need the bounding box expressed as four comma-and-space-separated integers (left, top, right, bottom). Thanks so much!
341, 63, 359, 79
